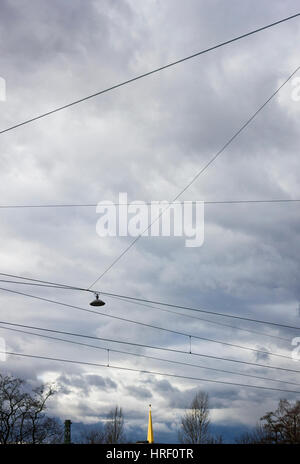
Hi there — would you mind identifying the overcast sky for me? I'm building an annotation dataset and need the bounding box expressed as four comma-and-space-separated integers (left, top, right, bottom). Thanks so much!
0, 0, 300, 443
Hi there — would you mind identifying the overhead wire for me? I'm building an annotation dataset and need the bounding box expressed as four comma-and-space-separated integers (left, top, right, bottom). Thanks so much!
0, 285, 296, 362
0, 199, 299, 209
1, 13, 299, 136
107, 294, 290, 342
0, 277, 294, 341
2, 349, 300, 394
88, 64, 300, 287
0, 15, 299, 395
1, 323, 298, 386
0, 272, 299, 331
0, 319, 299, 374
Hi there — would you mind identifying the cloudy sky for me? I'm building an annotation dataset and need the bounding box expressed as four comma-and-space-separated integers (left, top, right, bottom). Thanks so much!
0, 0, 300, 443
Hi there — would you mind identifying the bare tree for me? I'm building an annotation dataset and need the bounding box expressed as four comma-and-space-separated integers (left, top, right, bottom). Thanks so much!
178, 391, 220, 444
79, 406, 125, 444
80, 425, 106, 444
0, 373, 63, 444
0, 375, 27, 444
235, 424, 266, 444
104, 406, 125, 444
236, 399, 300, 444
261, 399, 300, 444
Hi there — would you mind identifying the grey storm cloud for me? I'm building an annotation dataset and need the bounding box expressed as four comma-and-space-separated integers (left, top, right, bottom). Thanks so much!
57, 373, 117, 394
86, 374, 117, 390
0, 0, 299, 442
126, 384, 152, 400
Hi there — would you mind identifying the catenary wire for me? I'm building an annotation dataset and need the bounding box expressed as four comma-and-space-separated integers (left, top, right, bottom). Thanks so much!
2, 349, 300, 394
1, 324, 298, 386
0, 286, 296, 362
0, 319, 298, 374
100, 291, 300, 331
107, 294, 290, 342
0, 272, 299, 331
0, 278, 291, 342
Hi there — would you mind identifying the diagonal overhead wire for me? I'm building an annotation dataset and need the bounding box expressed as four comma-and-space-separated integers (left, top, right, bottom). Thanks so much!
88, 63, 300, 288
0, 13, 299, 137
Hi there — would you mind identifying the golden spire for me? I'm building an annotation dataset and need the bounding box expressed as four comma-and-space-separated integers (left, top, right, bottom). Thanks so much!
147, 404, 154, 443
